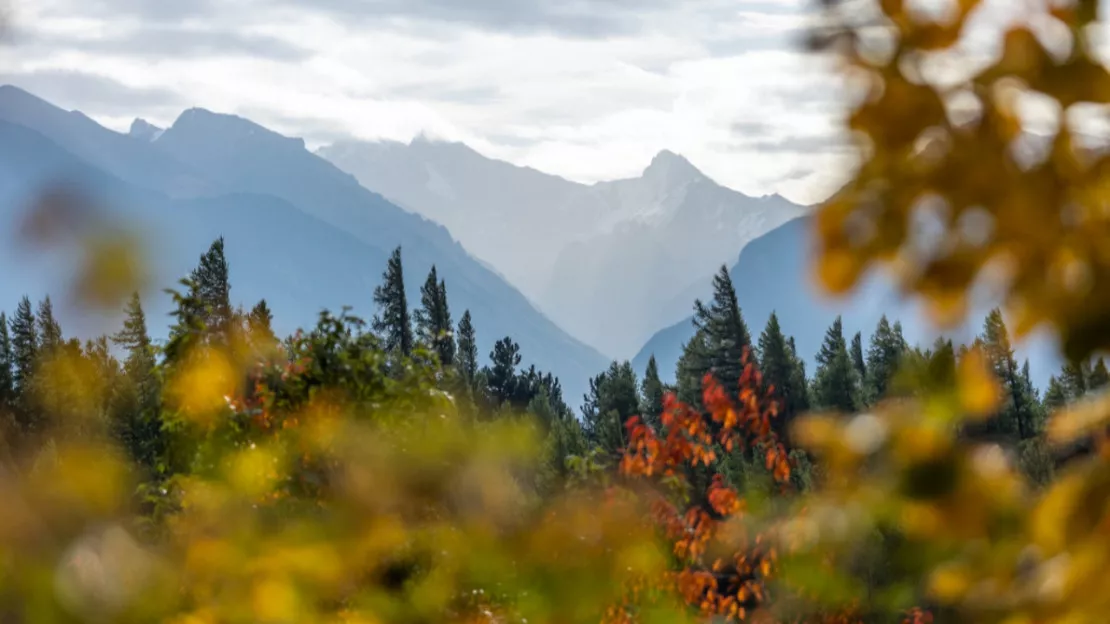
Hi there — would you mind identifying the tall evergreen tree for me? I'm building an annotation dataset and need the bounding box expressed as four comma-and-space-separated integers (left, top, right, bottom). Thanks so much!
456, 310, 478, 383
1090, 358, 1110, 392
1060, 360, 1089, 401
486, 337, 521, 406
112, 295, 164, 474
248, 299, 277, 346
758, 313, 808, 441
812, 316, 858, 413
850, 331, 867, 385
36, 296, 62, 352
372, 246, 413, 356
581, 361, 640, 458
979, 309, 1037, 439
787, 336, 811, 414
1044, 375, 1068, 411
415, 267, 456, 366
641, 355, 665, 431
10, 297, 37, 396
678, 266, 752, 404
864, 315, 906, 402
191, 237, 233, 341
0, 313, 13, 412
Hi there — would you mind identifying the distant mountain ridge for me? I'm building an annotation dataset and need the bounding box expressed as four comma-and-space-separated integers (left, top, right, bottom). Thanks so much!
319, 138, 809, 359
0, 85, 607, 402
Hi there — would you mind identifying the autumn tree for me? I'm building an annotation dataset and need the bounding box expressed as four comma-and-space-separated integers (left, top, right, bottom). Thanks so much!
372, 246, 413, 356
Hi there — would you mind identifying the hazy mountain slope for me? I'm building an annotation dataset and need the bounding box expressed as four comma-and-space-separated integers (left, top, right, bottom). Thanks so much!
632, 215, 1061, 389
319, 140, 806, 359
0, 86, 608, 400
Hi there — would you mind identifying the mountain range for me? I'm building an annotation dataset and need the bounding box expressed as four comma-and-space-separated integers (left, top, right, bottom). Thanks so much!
0, 85, 608, 403
318, 139, 808, 359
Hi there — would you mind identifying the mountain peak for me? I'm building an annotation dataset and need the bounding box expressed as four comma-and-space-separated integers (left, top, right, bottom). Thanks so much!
642, 149, 703, 184
167, 107, 306, 151
129, 118, 164, 142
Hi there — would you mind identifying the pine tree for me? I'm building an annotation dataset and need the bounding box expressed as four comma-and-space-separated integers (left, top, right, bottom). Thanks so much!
36, 296, 62, 352
812, 316, 858, 413
372, 247, 413, 356
1090, 358, 1110, 392
0, 313, 13, 412
850, 331, 867, 385
191, 237, 233, 341
248, 299, 277, 347
10, 297, 37, 396
787, 336, 811, 414
979, 309, 1037, 439
679, 266, 752, 404
111, 292, 162, 471
758, 313, 808, 441
864, 315, 906, 402
486, 337, 521, 406
1060, 360, 1089, 401
1044, 375, 1068, 411
581, 361, 640, 458
456, 310, 478, 384
414, 267, 456, 366
641, 355, 665, 431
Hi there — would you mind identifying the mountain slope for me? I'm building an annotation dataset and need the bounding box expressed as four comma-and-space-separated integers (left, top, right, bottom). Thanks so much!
0, 86, 608, 401
632, 215, 1061, 389
319, 139, 807, 359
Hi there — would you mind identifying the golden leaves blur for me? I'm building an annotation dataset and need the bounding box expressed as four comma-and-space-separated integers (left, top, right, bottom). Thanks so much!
811, 0, 1110, 362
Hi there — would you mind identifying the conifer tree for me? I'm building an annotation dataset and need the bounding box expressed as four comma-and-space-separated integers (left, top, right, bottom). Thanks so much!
1060, 360, 1089, 401
1044, 375, 1068, 411
415, 267, 456, 366
191, 237, 233, 341
1090, 358, 1110, 392
112, 293, 164, 473
979, 309, 1038, 439
581, 361, 640, 458
456, 310, 478, 383
759, 313, 808, 440
641, 355, 665, 431
486, 337, 521, 406
10, 296, 37, 397
850, 331, 867, 385
36, 296, 62, 352
679, 266, 752, 404
435, 280, 455, 367
812, 316, 858, 412
372, 246, 413, 356
864, 315, 906, 402
248, 299, 277, 347
0, 313, 13, 412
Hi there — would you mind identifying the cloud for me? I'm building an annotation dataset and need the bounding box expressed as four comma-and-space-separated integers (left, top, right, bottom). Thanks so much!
0, 69, 180, 113
12, 24, 310, 61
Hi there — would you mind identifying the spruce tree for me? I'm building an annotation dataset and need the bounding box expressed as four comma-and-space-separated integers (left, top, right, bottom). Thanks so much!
641, 355, 665, 431
864, 315, 906, 402
248, 299, 277, 346
10, 296, 37, 396
435, 280, 455, 367
456, 310, 478, 383
850, 331, 867, 385
1044, 375, 1068, 411
191, 237, 233, 341
581, 361, 640, 458
415, 267, 455, 366
0, 313, 13, 411
372, 246, 413, 356
758, 313, 807, 440
1060, 360, 1089, 401
486, 337, 521, 406
1091, 358, 1110, 392
680, 266, 752, 403
787, 336, 811, 414
812, 316, 858, 413
36, 296, 62, 352
979, 309, 1037, 439
112, 295, 163, 473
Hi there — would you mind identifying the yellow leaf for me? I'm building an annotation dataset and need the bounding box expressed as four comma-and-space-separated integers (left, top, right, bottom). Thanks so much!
958, 349, 1002, 418
928, 562, 972, 603
1047, 392, 1110, 445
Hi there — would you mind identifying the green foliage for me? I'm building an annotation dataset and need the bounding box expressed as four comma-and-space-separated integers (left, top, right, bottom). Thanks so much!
864, 316, 906, 403
683, 266, 752, 403
456, 309, 478, 385
581, 361, 640, 459
812, 316, 858, 413
372, 246, 414, 356
36, 295, 62, 352
191, 236, 233, 343
415, 265, 456, 367
758, 312, 808, 442
640, 355, 665, 431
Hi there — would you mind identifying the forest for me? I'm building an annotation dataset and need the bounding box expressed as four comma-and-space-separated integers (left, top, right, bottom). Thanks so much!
7, 0, 1110, 622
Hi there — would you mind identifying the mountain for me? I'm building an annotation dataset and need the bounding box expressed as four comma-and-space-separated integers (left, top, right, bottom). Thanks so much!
129, 118, 164, 142
319, 139, 808, 359
632, 215, 1061, 389
0, 85, 607, 401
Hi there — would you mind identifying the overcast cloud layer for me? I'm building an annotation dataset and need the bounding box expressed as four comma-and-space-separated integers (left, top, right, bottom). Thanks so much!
0, 0, 865, 203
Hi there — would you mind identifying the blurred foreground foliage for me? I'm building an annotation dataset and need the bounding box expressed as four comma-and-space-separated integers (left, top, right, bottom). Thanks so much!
7, 0, 1110, 622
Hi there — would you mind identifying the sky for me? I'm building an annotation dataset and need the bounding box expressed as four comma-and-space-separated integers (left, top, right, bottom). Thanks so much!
0, 0, 1041, 205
